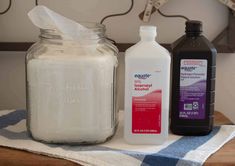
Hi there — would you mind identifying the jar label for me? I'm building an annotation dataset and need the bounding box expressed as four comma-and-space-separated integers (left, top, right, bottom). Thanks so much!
132, 72, 162, 134
179, 59, 208, 119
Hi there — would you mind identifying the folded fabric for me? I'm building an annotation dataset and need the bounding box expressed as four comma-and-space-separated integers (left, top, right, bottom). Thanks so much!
0, 109, 234, 166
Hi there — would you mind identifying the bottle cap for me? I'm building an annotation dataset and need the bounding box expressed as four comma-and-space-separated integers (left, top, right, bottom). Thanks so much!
185, 20, 202, 34
139, 25, 157, 37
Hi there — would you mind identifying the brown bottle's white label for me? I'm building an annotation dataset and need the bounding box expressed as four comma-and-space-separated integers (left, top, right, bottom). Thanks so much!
179, 59, 208, 119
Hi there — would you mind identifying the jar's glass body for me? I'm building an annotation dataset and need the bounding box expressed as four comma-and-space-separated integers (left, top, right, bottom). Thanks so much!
26, 24, 119, 144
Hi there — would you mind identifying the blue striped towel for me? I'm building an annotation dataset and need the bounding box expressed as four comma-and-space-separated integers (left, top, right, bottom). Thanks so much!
0, 109, 234, 166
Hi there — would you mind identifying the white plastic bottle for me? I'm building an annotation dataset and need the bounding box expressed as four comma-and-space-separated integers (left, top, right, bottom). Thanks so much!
124, 26, 171, 144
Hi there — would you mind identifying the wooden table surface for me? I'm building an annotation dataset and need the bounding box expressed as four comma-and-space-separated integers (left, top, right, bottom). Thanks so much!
0, 111, 234, 166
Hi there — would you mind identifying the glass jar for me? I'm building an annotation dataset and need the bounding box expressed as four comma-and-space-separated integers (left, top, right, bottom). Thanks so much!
26, 23, 119, 144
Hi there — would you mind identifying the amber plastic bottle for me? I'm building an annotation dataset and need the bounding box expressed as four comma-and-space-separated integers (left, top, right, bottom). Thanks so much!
170, 21, 217, 135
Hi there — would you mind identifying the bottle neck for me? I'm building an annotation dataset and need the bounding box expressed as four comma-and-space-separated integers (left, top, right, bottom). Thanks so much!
185, 20, 203, 38
140, 34, 156, 42
186, 32, 202, 38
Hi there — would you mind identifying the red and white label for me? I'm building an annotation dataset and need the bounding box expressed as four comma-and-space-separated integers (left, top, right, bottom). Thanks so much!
132, 72, 162, 134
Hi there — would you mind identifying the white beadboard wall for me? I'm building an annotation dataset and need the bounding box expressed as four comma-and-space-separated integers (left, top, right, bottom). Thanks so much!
0, 0, 235, 123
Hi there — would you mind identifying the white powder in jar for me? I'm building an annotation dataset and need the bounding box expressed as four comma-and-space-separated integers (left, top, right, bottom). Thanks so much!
27, 48, 118, 143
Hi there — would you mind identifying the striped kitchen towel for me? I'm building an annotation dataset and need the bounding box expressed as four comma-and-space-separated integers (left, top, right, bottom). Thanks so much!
0, 109, 235, 166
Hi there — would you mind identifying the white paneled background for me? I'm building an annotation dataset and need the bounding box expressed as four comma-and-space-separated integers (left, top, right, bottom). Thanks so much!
0, 0, 235, 123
